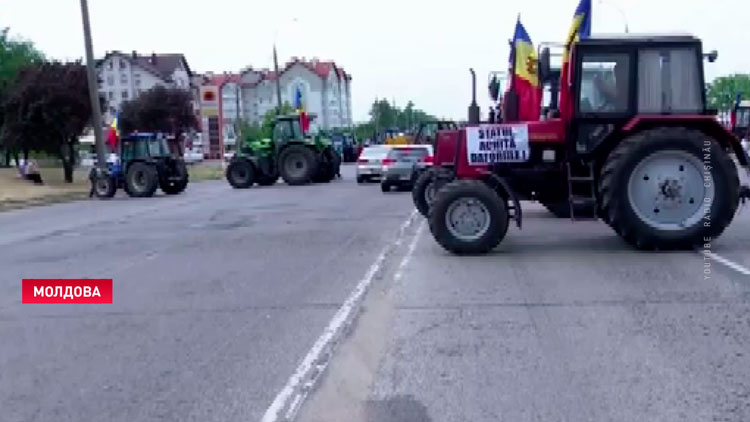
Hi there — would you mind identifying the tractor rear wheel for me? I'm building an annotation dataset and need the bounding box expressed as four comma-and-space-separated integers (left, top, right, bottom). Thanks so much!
600, 127, 739, 250
279, 145, 318, 185
226, 159, 255, 189
125, 162, 158, 198
412, 168, 437, 217
428, 179, 508, 255
161, 160, 188, 195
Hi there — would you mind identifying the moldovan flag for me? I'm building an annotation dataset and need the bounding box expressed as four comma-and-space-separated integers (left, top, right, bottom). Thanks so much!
294, 86, 310, 132
510, 17, 541, 121
559, 0, 592, 119
106, 114, 119, 150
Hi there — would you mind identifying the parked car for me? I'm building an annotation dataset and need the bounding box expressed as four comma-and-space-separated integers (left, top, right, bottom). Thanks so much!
183, 149, 204, 164
380, 145, 434, 192
356, 145, 392, 183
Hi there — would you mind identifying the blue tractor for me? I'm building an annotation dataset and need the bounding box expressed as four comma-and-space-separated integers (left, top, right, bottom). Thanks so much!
90, 132, 189, 198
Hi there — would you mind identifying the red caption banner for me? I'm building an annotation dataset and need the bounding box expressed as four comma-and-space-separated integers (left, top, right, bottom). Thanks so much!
22, 279, 113, 304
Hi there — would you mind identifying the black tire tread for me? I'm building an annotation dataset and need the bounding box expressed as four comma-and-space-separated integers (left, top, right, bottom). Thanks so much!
599, 127, 738, 250
427, 179, 509, 255
412, 168, 436, 217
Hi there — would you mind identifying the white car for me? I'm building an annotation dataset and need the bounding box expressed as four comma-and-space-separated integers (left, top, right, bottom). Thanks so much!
183, 150, 204, 164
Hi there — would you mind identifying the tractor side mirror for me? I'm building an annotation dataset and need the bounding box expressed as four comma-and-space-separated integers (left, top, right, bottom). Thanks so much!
489, 75, 500, 102
704, 50, 718, 63
539, 47, 551, 82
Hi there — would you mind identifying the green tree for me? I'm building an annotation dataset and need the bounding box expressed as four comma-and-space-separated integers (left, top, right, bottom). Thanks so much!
120, 85, 197, 153
707, 74, 750, 111
0, 61, 92, 182
0, 28, 44, 165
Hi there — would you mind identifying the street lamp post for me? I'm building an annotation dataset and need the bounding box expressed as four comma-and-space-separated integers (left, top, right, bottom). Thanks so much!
272, 17, 298, 115
79, 0, 107, 169
598, 0, 630, 33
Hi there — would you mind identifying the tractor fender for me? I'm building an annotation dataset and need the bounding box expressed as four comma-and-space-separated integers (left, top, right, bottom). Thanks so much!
621, 115, 749, 166
482, 172, 522, 229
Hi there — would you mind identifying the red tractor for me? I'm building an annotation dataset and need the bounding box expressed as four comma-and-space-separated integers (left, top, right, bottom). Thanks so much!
427, 34, 750, 254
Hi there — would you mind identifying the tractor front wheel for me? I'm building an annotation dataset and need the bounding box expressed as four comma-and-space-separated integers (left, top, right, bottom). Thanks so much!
92, 171, 116, 199
600, 127, 739, 250
226, 159, 255, 189
428, 179, 509, 255
125, 162, 158, 198
279, 145, 318, 185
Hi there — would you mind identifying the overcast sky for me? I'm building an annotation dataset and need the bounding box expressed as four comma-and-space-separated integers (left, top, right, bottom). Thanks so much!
1, 0, 748, 121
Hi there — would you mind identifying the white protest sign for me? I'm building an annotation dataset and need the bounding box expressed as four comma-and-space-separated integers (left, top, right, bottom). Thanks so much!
466, 124, 530, 165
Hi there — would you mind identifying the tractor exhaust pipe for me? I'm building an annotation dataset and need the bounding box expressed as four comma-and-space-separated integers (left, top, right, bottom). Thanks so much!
468, 68, 480, 125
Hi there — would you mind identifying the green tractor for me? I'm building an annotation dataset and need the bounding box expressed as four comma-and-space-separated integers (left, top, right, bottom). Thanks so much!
225, 114, 341, 188
90, 132, 189, 198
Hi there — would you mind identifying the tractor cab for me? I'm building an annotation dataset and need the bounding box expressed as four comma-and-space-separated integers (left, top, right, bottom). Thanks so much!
120, 132, 172, 163
413, 121, 458, 146
557, 34, 711, 155
271, 115, 307, 143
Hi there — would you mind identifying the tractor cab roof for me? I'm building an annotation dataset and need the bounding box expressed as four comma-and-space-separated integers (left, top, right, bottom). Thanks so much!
275, 113, 317, 122
577, 33, 700, 47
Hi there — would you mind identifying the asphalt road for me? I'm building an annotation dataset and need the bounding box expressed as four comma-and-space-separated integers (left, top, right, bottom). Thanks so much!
4, 164, 750, 422
300, 206, 750, 419
1, 165, 416, 422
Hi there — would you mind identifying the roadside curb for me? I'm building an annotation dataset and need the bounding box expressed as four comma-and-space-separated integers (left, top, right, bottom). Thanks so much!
0, 191, 89, 212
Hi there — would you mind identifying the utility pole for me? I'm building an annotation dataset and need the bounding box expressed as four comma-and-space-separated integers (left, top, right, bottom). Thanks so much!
79, 0, 106, 168
273, 45, 283, 114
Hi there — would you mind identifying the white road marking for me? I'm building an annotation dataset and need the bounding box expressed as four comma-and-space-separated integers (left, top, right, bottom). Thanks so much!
260, 209, 420, 422
703, 251, 750, 276
394, 220, 425, 282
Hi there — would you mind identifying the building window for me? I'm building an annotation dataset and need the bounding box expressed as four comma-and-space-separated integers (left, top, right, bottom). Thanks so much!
120, 73, 128, 84
122, 91, 129, 100
107, 61, 113, 70
107, 75, 114, 86
107, 91, 113, 100
119, 59, 127, 70
134, 73, 141, 86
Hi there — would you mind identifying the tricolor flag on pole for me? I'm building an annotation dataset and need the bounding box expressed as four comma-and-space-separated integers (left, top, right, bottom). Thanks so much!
106, 113, 119, 151
559, 0, 592, 119
509, 17, 542, 121
294, 86, 310, 132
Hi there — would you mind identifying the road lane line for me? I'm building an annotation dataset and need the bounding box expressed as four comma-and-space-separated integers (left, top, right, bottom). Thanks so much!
394, 220, 425, 282
260, 209, 419, 422
702, 251, 750, 276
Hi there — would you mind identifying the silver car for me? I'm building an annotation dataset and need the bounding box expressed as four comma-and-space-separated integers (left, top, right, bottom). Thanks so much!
356, 145, 392, 183
380, 145, 434, 192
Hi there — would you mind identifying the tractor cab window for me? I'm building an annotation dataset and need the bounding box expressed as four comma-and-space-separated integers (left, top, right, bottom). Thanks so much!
290, 120, 304, 139
273, 121, 293, 141
148, 138, 167, 157
638, 48, 702, 113
578, 53, 630, 114
122, 140, 149, 161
